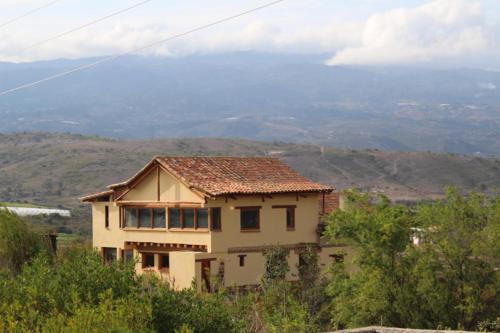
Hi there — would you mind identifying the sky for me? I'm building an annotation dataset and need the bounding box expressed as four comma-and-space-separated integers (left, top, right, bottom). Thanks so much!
0, 0, 499, 68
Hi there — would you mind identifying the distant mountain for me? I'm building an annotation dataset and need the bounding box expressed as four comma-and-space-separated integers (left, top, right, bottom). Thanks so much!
1, 133, 499, 210
1, 52, 500, 155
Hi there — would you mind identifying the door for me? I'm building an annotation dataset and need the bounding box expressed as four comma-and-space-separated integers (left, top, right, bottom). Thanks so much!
201, 260, 211, 292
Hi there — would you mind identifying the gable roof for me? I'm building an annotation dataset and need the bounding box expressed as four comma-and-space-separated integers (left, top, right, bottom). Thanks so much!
156, 157, 333, 196
82, 156, 333, 201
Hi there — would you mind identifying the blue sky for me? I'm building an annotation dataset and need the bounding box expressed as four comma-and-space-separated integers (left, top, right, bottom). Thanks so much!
0, 0, 499, 68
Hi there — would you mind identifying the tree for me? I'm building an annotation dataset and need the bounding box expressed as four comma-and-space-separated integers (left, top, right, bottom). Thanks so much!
325, 188, 500, 330
0, 210, 50, 275
262, 246, 289, 289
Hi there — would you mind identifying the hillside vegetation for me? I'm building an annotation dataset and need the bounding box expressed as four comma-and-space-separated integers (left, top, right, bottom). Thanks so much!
1, 133, 500, 211
1, 53, 500, 155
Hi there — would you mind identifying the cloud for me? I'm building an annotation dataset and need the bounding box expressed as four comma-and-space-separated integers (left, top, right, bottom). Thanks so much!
0, 0, 498, 69
327, 0, 492, 66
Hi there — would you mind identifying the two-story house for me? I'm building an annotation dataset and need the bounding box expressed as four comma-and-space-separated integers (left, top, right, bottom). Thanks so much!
82, 156, 347, 291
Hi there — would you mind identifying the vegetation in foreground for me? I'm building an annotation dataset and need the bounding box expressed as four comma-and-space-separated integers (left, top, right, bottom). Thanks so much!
0, 188, 499, 332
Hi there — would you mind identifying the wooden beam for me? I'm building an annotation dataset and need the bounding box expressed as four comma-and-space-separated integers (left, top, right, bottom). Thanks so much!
157, 166, 160, 202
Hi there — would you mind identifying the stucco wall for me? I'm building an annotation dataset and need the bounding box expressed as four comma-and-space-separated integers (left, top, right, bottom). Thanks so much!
207, 194, 320, 253
169, 251, 197, 290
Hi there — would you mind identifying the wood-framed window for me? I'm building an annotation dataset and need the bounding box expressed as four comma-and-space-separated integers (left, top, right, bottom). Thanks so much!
160, 254, 170, 270
210, 207, 221, 231
142, 253, 155, 269
123, 249, 134, 263
237, 206, 261, 231
122, 207, 166, 229
238, 254, 246, 267
168, 207, 210, 229
103, 247, 117, 264
272, 205, 296, 230
104, 205, 109, 228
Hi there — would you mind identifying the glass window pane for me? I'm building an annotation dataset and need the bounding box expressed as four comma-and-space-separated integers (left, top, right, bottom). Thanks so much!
160, 255, 169, 268
124, 250, 134, 263
241, 209, 259, 230
153, 208, 166, 228
103, 247, 117, 263
184, 209, 195, 228
124, 208, 137, 228
211, 208, 221, 230
139, 208, 151, 228
197, 209, 208, 228
286, 207, 295, 229
169, 208, 181, 228
143, 254, 155, 268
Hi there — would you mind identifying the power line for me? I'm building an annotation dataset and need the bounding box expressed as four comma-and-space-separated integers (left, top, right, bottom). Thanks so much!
0, 0, 286, 97
0, 0, 64, 30
18, 0, 155, 53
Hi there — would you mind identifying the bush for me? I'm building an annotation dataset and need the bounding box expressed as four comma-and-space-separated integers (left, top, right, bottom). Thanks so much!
0, 210, 51, 275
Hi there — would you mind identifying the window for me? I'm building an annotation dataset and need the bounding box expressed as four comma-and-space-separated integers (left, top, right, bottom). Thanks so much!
139, 208, 151, 228
238, 254, 246, 267
142, 253, 155, 269
240, 208, 260, 231
153, 208, 166, 228
330, 254, 345, 263
197, 209, 209, 228
124, 207, 138, 228
103, 247, 117, 264
169, 208, 181, 228
299, 253, 306, 268
286, 207, 295, 230
123, 207, 165, 229
184, 209, 195, 228
168, 208, 209, 229
160, 254, 169, 269
104, 206, 109, 228
272, 205, 296, 230
211, 208, 221, 231
123, 249, 134, 263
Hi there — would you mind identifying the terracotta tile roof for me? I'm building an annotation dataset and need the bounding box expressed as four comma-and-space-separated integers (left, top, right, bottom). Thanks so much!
156, 156, 333, 196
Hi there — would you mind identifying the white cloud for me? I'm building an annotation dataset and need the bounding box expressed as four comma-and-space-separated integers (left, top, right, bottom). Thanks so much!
327, 0, 492, 66
0, 0, 498, 69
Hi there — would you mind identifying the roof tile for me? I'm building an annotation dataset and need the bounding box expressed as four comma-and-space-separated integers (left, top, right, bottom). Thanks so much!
156, 156, 333, 196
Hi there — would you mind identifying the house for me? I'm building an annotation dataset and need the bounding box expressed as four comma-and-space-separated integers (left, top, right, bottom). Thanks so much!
81, 156, 348, 291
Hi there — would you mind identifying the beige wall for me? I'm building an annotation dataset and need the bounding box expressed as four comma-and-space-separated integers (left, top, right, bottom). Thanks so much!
169, 251, 197, 290
123, 167, 203, 203
159, 169, 202, 203
207, 194, 320, 252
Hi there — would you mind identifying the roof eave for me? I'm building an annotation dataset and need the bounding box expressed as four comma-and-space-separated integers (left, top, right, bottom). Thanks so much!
80, 190, 114, 202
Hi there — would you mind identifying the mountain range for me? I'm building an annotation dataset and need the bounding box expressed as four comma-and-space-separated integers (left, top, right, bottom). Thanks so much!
1, 52, 500, 155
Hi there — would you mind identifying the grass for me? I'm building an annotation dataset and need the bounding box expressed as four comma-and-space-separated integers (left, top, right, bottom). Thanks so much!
0, 202, 49, 209
57, 233, 83, 248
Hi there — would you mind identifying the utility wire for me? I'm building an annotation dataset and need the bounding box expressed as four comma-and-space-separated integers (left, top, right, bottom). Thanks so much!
18, 0, 155, 53
0, 0, 286, 97
0, 0, 64, 30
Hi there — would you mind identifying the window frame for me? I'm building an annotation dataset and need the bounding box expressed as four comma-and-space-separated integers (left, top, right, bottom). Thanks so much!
122, 206, 166, 229
272, 205, 296, 231
142, 253, 155, 269
168, 207, 210, 230
159, 254, 170, 270
238, 254, 246, 267
237, 206, 261, 231
103, 247, 117, 264
210, 207, 222, 231
104, 205, 109, 228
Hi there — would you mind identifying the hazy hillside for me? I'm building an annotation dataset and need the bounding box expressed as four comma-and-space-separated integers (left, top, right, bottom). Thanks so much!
1, 53, 500, 155
1, 133, 499, 211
